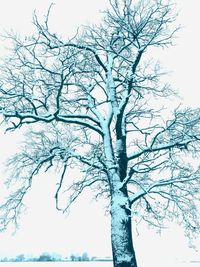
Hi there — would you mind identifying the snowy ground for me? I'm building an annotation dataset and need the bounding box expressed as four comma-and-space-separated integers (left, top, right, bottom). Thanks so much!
0, 261, 199, 267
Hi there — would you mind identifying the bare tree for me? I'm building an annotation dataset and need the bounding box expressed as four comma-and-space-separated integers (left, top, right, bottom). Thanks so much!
0, 0, 200, 266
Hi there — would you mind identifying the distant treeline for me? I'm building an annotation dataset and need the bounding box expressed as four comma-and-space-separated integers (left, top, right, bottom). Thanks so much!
0, 252, 112, 262
0, 253, 62, 262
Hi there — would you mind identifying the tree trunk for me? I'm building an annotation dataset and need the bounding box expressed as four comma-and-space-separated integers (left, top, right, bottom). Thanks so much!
111, 190, 137, 267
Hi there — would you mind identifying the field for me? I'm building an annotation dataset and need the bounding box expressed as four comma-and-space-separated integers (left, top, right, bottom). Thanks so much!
0, 261, 199, 267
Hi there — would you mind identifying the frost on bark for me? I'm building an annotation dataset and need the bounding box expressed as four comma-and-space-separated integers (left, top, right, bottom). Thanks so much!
0, 1, 200, 267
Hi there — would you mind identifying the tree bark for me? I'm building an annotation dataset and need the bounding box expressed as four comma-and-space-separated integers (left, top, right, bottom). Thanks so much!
111, 189, 137, 267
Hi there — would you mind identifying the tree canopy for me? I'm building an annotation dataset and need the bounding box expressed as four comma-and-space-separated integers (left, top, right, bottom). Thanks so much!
0, 1, 200, 266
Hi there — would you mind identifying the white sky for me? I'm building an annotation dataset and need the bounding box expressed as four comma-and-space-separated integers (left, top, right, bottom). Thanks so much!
0, 0, 200, 262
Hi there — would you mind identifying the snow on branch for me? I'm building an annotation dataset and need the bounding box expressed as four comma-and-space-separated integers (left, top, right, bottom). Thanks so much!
0, 0, 200, 243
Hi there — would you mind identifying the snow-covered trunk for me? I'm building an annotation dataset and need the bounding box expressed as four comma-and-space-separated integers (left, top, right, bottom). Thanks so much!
101, 63, 137, 267
110, 185, 137, 267
103, 126, 137, 266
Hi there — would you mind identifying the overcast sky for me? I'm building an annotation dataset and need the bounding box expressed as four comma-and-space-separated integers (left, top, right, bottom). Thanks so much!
0, 0, 200, 263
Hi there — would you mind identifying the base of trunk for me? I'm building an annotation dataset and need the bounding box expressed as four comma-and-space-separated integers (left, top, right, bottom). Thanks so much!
111, 192, 137, 267
114, 262, 135, 267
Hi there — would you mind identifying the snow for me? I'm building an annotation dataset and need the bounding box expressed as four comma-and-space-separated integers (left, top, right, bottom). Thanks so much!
0, 263, 113, 267
0, 261, 199, 267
